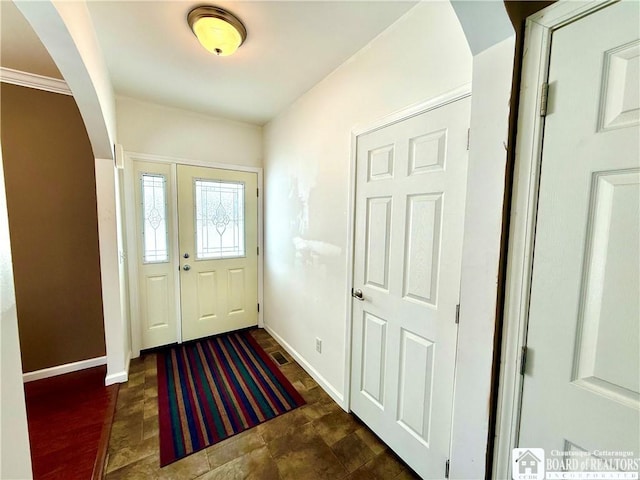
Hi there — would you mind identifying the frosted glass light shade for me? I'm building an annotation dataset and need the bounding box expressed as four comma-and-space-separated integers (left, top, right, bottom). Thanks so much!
188, 6, 246, 57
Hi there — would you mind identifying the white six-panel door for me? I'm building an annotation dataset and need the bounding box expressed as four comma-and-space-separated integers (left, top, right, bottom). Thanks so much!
518, 0, 640, 457
350, 97, 470, 479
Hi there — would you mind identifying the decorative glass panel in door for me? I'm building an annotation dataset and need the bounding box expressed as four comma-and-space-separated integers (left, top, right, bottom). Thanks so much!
194, 180, 245, 259
141, 174, 169, 263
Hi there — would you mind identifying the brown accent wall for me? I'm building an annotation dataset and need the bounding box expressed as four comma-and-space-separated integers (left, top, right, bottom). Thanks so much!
1, 83, 105, 373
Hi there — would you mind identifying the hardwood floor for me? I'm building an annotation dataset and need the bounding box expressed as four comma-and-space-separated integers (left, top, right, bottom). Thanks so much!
24, 365, 118, 480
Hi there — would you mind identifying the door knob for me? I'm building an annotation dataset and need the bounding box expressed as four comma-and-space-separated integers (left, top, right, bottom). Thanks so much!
183, 264, 191, 271
351, 288, 364, 301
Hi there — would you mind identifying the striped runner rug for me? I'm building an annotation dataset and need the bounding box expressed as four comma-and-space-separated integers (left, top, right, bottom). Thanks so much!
156, 329, 305, 466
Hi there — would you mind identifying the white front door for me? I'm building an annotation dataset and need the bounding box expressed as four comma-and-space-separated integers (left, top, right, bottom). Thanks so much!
350, 98, 470, 478
177, 165, 258, 342
518, 0, 639, 459
132, 161, 258, 350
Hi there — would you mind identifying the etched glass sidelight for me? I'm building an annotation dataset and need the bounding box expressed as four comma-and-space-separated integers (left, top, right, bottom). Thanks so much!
195, 179, 245, 259
141, 174, 169, 263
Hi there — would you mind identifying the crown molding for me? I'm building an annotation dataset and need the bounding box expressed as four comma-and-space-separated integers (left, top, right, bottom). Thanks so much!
0, 67, 72, 96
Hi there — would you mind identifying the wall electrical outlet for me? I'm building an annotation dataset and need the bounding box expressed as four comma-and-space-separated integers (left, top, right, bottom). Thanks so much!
315, 338, 322, 354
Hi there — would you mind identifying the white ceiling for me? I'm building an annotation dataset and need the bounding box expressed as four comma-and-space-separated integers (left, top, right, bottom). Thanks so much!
87, 1, 418, 125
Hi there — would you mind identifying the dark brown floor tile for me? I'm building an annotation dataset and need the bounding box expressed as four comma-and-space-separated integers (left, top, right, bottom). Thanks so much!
345, 468, 373, 480
252, 340, 273, 350
144, 376, 158, 399
129, 358, 146, 374
276, 363, 305, 379
349, 451, 405, 480
198, 446, 280, 480
300, 398, 342, 421
143, 414, 160, 440
266, 422, 317, 458
331, 432, 375, 473
206, 430, 265, 470
395, 467, 422, 479
355, 427, 387, 455
127, 371, 146, 388
262, 345, 284, 356
257, 408, 310, 443
115, 385, 144, 407
145, 385, 159, 401
105, 454, 159, 480
300, 385, 333, 405
158, 450, 210, 480
109, 417, 144, 452
312, 409, 360, 445
291, 379, 306, 393
297, 375, 318, 390
144, 398, 159, 419
144, 354, 157, 370
107, 435, 158, 473
114, 396, 144, 418
268, 423, 348, 480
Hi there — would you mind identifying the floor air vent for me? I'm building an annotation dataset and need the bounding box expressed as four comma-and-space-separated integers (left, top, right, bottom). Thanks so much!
270, 351, 289, 365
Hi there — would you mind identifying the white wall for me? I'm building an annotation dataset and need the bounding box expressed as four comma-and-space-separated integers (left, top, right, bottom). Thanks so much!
0, 145, 33, 479
450, 35, 515, 480
95, 158, 130, 385
263, 1, 472, 403
116, 97, 262, 167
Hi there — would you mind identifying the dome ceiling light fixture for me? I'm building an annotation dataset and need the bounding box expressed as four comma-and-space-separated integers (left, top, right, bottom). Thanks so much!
187, 6, 247, 57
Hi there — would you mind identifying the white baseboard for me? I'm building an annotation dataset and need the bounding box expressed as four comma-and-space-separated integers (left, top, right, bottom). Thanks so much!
23, 356, 107, 383
105, 350, 131, 386
263, 325, 346, 410
105, 370, 128, 385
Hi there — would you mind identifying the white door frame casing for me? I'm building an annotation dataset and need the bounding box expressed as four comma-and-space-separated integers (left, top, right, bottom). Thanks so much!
123, 151, 265, 358
493, 2, 618, 478
343, 82, 472, 411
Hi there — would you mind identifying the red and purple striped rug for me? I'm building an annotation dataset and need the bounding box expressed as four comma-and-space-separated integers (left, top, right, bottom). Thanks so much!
157, 329, 305, 466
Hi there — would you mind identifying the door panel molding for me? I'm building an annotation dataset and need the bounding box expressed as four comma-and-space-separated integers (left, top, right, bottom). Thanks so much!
344, 84, 471, 413
124, 151, 264, 357
347, 91, 471, 478
493, 2, 620, 478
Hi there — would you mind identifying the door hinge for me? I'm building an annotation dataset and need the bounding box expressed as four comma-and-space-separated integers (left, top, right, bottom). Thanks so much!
520, 345, 528, 376
257, 303, 260, 313
257, 246, 259, 255
466, 128, 470, 151
455, 304, 460, 324
445, 459, 450, 479
540, 82, 549, 117
257, 188, 259, 197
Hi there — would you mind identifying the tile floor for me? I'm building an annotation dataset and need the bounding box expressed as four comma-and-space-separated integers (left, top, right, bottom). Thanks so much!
105, 328, 420, 480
